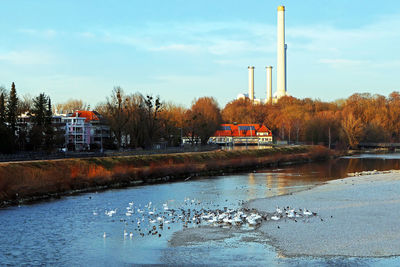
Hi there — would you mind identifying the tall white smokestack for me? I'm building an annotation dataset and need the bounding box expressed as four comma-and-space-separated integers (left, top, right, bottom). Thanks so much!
277, 5, 286, 98
266, 66, 273, 104
248, 66, 255, 101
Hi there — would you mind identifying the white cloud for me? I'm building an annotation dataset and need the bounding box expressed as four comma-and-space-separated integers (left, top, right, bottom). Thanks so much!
79, 32, 96, 39
19, 28, 57, 38
0, 50, 55, 65
319, 58, 367, 67
149, 43, 200, 53
92, 21, 276, 57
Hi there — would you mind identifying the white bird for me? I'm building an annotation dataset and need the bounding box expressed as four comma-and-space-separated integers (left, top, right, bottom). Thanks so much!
93, 211, 98, 216
129, 232, 133, 239
233, 216, 243, 225
247, 217, 258, 226
105, 209, 117, 217
287, 209, 295, 218
271, 215, 280, 221
124, 230, 128, 237
103, 232, 106, 238
276, 207, 283, 214
303, 209, 313, 216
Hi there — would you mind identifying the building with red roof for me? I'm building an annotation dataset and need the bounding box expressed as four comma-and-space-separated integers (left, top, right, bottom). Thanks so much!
208, 123, 273, 145
64, 111, 110, 151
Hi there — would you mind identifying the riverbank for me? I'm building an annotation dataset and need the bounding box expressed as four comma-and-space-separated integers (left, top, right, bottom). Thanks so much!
0, 145, 337, 207
246, 170, 400, 257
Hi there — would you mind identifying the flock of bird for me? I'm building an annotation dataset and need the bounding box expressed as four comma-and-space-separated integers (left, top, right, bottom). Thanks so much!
97, 198, 319, 239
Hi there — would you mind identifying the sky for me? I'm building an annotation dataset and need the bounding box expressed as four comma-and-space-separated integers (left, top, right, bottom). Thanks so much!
1, 0, 400, 108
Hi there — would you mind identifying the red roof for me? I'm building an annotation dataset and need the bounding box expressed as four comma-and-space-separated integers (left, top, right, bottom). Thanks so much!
213, 124, 272, 137
73, 111, 100, 122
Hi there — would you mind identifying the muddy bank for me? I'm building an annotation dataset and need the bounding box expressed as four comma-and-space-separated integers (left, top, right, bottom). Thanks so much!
0, 145, 336, 207
247, 171, 400, 257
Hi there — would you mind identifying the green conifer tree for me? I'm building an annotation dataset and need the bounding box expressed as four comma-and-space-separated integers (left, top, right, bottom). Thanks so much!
6, 82, 18, 133
45, 97, 54, 151
0, 93, 6, 126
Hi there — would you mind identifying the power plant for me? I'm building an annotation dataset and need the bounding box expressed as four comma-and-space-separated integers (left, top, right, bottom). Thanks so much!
237, 5, 288, 104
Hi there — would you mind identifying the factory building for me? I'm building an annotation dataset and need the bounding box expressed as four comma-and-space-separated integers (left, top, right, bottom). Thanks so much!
237, 5, 288, 104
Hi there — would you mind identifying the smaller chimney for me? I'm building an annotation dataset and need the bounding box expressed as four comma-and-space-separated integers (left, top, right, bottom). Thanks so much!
266, 66, 273, 104
248, 66, 255, 101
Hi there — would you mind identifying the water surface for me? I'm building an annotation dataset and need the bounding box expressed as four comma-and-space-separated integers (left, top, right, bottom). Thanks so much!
1, 153, 400, 266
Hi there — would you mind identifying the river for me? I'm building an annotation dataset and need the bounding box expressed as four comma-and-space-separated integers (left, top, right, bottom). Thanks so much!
1, 153, 400, 266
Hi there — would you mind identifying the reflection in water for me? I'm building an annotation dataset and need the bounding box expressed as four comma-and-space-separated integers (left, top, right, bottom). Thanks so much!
265, 173, 274, 198
247, 173, 256, 200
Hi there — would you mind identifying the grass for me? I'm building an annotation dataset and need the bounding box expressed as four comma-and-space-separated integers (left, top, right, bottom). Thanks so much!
0, 145, 334, 205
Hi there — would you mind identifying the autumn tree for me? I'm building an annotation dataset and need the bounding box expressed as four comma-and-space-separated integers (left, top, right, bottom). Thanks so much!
143, 95, 162, 148
99, 87, 131, 150
159, 103, 186, 146
186, 97, 222, 145
341, 112, 364, 148
18, 93, 33, 115
55, 99, 88, 114
222, 98, 253, 123
123, 93, 145, 148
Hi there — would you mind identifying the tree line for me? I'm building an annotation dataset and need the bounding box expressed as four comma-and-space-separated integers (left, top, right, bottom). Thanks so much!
1, 81, 400, 153
223, 92, 400, 148
95, 87, 222, 150
0, 83, 60, 153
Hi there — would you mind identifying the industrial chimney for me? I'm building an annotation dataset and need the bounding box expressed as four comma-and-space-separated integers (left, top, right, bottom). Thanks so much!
248, 66, 255, 101
276, 5, 286, 98
266, 66, 273, 104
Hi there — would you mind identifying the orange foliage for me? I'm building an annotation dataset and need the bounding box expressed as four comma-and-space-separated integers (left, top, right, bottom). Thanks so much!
221, 92, 400, 147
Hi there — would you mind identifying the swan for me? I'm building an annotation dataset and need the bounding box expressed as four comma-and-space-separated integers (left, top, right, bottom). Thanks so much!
247, 217, 258, 226
271, 215, 280, 221
287, 209, 295, 218
303, 209, 313, 216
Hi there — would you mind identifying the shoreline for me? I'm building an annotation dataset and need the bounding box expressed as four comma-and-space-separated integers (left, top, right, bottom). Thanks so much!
0, 145, 338, 208
246, 170, 400, 257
